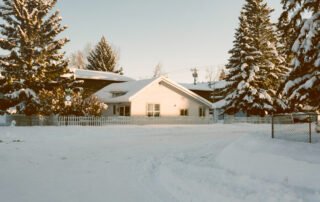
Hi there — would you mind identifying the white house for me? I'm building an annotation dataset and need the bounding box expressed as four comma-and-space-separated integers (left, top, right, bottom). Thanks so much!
95, 76, 212, 117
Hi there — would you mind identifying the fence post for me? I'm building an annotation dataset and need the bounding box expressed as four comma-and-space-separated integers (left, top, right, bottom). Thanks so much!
309, 115, 312, 143
271, 115, 274, 139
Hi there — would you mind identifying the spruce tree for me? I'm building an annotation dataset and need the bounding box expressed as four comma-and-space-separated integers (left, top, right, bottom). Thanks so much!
281, 0, 320, 111
277, 8, 296, 67
272, 12, 295, 112
222, 0, 286, 116
221, 11, 249, 115
87, 36, 123, 74
0, 0, 73, 115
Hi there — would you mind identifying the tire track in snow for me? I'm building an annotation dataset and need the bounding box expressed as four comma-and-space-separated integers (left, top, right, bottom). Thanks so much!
136, 136, 308, 202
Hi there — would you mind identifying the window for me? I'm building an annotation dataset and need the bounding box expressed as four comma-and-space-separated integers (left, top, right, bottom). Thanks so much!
147, 104, 160, 117
199, 107, 206, 117
180, 109, 188, 116
119, 106, 130, 116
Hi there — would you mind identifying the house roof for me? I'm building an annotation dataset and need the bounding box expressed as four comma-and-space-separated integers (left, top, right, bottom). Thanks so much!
181, 80, 228, 91
95, 76, 213, 108
180, 83, 212, 91
95, 78, 154, 103
73, 69, 134, 82
212, 99, 227, 109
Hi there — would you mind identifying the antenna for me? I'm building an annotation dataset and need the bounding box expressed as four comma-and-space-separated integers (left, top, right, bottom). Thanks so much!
191, 68, 198, 85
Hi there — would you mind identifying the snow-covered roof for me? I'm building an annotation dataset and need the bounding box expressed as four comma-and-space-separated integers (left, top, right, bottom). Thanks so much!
214, 80, 228, 89
95, 76, 213, 107
181, 83, 212, 91
73, 69, 134, 82
212, 99, 227, 109
95, 78, 154, 103
181, 80, 228, 91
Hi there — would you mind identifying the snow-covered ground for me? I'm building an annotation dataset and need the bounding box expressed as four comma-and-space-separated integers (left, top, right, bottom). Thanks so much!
0, 124, 320, 202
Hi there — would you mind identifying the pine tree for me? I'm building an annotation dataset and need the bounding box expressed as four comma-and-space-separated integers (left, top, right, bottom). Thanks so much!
0, 0, 73, 115
281, 0, 320, 111
277, 7, 296, 67
87, 36, 123, 74
271, 12, 294, 112
222, 0, 286, 116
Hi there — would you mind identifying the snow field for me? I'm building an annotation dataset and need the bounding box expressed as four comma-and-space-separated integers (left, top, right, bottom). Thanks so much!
0, 124, 320, 202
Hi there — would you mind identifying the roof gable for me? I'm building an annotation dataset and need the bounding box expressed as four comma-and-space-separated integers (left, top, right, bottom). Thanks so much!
95, 78, 156, 103
95, 76, 212, 108
157, 77, 213, 108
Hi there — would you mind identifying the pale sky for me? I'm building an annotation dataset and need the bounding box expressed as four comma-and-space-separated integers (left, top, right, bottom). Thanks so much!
57, 0, 282, 83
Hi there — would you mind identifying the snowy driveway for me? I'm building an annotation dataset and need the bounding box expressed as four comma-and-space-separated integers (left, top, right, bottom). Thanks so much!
0, 125, 319, 202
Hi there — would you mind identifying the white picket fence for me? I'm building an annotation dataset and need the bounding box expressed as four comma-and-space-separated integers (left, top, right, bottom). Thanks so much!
6, 114, 311, 126
58, 116, 214, 126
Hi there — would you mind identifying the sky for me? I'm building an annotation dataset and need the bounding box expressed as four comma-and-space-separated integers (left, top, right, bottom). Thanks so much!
57, 0, 282, 83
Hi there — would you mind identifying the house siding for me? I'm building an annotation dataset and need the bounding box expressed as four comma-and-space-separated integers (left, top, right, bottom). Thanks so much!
130, 81, 210, 117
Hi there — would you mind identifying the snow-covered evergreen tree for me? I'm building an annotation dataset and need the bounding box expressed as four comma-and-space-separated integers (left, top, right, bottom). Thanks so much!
281, 0, 320, 111
0, 0, 73, 115
222, 0, 286, 116
277, 7, 297, 67
87, 36, 123, 74
271, 11, 295, 112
